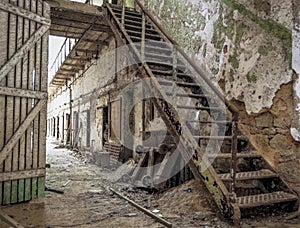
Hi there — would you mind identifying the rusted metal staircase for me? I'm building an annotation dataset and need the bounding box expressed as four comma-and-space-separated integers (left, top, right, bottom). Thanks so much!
104, 0, 299, 224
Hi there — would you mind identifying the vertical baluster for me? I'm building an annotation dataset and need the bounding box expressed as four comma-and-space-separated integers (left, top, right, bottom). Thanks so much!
230, 113, 238, 194
141, 12, 145, 61
121, 0, 125, 27
172, 47, 177, 109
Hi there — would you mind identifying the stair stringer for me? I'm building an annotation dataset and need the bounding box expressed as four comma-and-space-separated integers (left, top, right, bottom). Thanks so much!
105, 4, 233, 216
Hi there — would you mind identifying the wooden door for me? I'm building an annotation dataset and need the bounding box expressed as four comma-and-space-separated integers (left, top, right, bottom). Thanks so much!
0, 0, 50, 205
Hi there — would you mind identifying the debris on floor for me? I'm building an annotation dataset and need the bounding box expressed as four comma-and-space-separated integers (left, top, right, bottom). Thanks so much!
0, 139, 299, 227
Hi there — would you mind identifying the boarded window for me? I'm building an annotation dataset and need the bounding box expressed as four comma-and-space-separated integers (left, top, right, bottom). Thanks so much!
109, 99, 122, 140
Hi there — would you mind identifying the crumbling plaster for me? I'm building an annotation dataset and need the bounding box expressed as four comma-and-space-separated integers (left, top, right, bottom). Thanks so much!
142, 0, 293, 115
141, 0, 300, 184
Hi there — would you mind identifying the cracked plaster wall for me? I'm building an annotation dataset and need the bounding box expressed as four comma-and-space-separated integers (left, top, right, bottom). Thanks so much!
141, 0, 300, 185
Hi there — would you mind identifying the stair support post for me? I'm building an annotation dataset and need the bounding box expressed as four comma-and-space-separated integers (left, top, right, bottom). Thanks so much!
121, 0, 125, 27
141, 12, 146, 61
172, 47, 177, 109
230, 113, 238, 193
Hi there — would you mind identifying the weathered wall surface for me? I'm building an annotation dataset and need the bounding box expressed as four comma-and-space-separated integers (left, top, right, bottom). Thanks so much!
48, 39, 117, 156
48, 39, 143, 161
141, 0, 300, 185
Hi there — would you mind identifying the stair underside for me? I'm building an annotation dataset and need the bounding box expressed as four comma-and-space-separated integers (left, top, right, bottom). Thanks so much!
108, 4, 299, 218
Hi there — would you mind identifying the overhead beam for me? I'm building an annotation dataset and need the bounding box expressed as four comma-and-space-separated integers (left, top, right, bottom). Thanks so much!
0, 100, 47, 165
46, 0, 104, 17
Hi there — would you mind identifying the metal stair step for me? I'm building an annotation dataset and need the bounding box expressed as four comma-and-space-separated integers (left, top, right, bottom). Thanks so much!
114, 11, 143, 20
111, 7, 143, 17
206, 151, 261, 159
135, 43, 173, 55
147, 60, 186, 71
177, 105, 221, 111
125, 23, 158, 33
236, 191, 298, 209
145, 52, 184, 64
166, 92, 207, 99
130, 35, 162, 42
186, 120, 231, 124
126, 29, 162, 39
151, 69, 194, 78
194, 135, 247, 140
159, 80, 200, 88
219, 169, 278, 181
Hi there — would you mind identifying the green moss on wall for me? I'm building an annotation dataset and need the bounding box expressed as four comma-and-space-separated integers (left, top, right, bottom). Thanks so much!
219, 0, 292, 47
246, 74, 257, 83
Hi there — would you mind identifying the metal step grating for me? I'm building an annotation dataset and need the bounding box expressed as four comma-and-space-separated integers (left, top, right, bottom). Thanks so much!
219, 169, 278, 181
206, 151, 261, 159
237, 191, 298, 209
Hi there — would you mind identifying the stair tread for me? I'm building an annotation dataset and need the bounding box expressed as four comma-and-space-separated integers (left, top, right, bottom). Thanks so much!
152, 69, 193, 77
177, 105, 221, 111
219, 169, 278, 181
206, 151, 261, 159
159, 80, 200, 87
236, 191, 298, 209
111, 7, 142, 17
114, 11, 142, 19
166, 92, 207, 98
194, 135, 247, 140
125, 23, 157, 32
126, 29, 161, 38
186, 120, 231, 124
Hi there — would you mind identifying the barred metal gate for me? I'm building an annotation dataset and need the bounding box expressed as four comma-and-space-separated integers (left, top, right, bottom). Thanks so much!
0, 0, 50, 205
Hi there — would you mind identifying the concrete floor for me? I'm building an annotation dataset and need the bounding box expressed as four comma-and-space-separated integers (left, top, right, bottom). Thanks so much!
0, 139, 299, 227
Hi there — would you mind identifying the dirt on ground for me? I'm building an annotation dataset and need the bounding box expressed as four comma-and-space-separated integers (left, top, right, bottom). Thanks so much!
0, 139, 299, 227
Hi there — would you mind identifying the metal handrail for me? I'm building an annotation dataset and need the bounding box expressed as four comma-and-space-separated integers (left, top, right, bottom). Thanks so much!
134, 0, 239, 115
132, 0, 239, 196
48, 37, 77, 83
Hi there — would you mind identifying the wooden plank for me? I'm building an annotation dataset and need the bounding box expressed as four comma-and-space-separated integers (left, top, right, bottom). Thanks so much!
0, 24, 49, 82
3, 0, 17, 204
0, 210, 24, 228
0, 1, 51, 26
0, 86, 48, 99
0, 100, 47, 166
18, 0, 28, 202
0, 0, 9, 206
31, 0, 39, 200
38, 8, 49, 197
0, 169, 45, 182
11, 0, 23, 203
24, 0, 33, 202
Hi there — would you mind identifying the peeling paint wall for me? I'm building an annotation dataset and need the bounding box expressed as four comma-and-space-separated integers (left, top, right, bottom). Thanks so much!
143, 0, 293, 114
141, 0, 300, 186
48, 39, 117, 157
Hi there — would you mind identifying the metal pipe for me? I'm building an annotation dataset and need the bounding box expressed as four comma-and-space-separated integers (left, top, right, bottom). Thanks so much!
109, 188, 172, 227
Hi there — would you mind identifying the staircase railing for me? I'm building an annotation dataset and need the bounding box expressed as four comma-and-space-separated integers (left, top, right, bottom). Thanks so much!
106, 0, 240, 217
48, 37, 77, 84
132, 0, 240, 198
